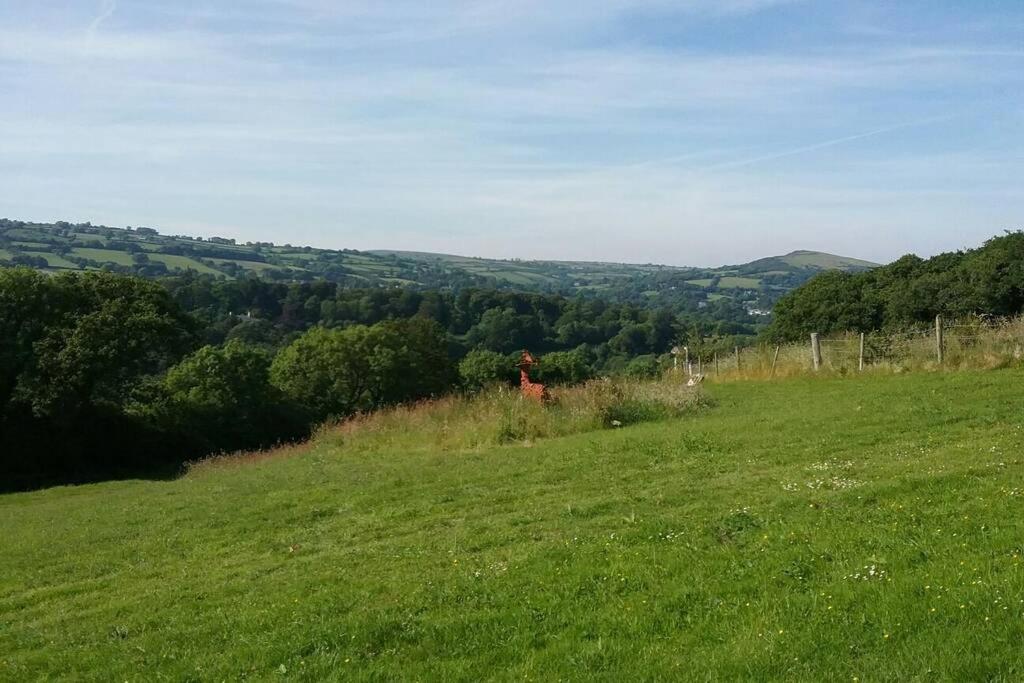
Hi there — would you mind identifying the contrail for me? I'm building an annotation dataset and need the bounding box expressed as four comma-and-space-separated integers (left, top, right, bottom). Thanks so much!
87, 0, 117, 38
700, 114, 958, 171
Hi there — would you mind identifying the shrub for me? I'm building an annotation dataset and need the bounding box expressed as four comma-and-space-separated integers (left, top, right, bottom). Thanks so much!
535, 349, 593, 386
271, 318, 455, 423
459, 349, 517, 390
151, 341, 305, 452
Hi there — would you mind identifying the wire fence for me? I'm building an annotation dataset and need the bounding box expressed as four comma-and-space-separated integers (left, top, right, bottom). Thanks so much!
680, 316, 1024, 382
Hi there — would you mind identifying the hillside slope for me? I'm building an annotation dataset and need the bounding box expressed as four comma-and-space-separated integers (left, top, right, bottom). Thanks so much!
3, 370, 1022, 680
0, 219, 876, 312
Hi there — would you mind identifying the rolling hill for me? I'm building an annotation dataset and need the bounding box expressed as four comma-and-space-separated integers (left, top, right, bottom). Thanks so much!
0, 218, 877, 313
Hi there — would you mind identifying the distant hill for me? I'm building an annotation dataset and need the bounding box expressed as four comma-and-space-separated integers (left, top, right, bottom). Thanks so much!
0, 218, 877, 313
732, 250, 879, 273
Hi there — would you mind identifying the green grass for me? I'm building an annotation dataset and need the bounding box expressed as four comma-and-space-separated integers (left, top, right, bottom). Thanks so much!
147, 254, 222, 275
717, 276, 762, 288
36, 253, 81, 269
781, 250, 879, 270
70, 247, 135, 265
5, 371, 1024, 679
209, 258, 279, 272
686, 276, 761, 289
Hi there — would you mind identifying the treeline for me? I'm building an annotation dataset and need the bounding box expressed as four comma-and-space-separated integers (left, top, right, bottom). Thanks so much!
766, 232, 1024, 340
0, 269, 749, 491
163, 274, 752, 367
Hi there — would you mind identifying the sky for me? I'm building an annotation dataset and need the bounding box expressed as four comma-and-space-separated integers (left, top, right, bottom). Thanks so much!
0, 1, 1022, 267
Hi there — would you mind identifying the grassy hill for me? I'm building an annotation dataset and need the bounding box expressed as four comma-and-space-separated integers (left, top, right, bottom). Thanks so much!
0, 219, 876, 314
3, 369, 1023, 679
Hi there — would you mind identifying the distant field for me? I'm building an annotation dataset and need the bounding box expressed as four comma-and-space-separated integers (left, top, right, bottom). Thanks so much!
717, 276, 762, 289
685, 276, 761, 289
147, 254, 222, 275
209, 258, 278, 272
70, 247, 135, 265
36, 253, 80, 269
3, 370, 1024, 679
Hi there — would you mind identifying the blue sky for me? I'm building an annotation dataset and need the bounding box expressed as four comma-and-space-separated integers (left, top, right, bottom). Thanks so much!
0, 1, 1021, 266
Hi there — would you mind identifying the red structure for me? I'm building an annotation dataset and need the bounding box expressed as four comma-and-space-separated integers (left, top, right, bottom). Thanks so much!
517, 350, 549, 402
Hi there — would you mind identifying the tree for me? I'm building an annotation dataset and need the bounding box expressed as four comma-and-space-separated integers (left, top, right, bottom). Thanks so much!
5, 270, 197, 419
156, 341, 303, 452
459, 350, 517, 390
624, 355, 661, 379
270, 326, 374, 421
535, 349, 593, 385
270, 319, 455, 423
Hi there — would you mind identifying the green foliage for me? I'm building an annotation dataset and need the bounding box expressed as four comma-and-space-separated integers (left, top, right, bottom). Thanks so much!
2, 217, 876, 334
624, 354, 662, 379
767, 232, 1024, 340
458, 349, 517, 390
152, 341, 304, 452
271, 318, 454, 423
535, 348, 593, 385
1, 269, 196, 419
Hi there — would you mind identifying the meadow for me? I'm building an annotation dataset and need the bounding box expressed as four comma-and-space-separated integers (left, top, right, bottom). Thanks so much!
4, 369, 1024, 680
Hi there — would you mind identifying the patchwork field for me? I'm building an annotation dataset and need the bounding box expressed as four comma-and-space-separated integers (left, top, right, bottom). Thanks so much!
4, 370, 1023, 679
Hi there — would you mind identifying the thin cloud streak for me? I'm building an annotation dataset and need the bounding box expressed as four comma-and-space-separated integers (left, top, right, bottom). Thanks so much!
0, 1, 1021, 265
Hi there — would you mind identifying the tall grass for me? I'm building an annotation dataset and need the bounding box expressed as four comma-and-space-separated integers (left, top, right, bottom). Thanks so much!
189, 377, 710, 473
703, 316, 1024, 382
317, 377, 710, 453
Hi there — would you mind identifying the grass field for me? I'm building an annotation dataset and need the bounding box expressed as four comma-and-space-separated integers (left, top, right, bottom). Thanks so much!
716, 276, 762, 289
4, 370, 1024, 680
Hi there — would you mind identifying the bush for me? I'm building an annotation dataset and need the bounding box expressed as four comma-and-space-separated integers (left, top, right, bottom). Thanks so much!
536, 349, 593, 386
150, 341, 306, 452
459, 349, 517, 390
624, 355, 661, 379
271, 319, 455, 423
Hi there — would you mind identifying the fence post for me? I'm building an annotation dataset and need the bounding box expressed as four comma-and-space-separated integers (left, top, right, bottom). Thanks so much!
811, 333, 821, 371
770, 345, 781, 378
935, 315, 944, 364
735, 346, 740, 371
715, 352, 720, 376
697, 355, 703, 375
685, 346, 691, 377
859, 332, 865, 371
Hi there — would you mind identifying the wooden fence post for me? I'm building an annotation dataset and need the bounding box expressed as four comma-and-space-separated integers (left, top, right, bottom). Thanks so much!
715, 352, 720, 376
859, 332, 865, 371
769, 345, 781, 378
811, 333, 821, 371
935, 315, 944, 364
697, 355, 703, 375
735, 346, 740, 371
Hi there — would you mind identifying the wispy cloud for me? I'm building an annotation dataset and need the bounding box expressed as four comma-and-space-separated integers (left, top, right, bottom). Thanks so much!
0, 0, 1021, 265
86, 0, 117, 38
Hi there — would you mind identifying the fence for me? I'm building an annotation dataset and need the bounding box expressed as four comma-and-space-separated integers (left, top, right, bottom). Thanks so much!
679, 316, 1024, 382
